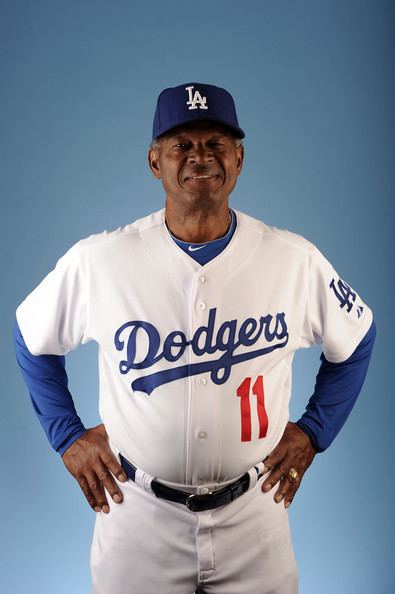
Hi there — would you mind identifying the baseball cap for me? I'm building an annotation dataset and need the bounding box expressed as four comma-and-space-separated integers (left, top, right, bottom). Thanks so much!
152, 82, 245, 140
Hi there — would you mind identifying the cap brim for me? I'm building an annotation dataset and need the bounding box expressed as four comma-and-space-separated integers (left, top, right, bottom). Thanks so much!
156, 115, 245, 140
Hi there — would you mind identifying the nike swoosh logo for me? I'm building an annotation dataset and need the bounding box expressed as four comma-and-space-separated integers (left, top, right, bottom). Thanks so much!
188, 244, 207, 252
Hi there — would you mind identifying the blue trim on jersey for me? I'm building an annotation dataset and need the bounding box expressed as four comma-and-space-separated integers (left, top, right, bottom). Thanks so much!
170, 209, 237, 265
296, 319, 376, 451
13, 319, 86, 455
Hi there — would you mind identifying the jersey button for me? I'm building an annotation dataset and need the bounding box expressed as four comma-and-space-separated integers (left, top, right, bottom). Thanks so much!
199, 301, 207, 310
200, 377, 207, 385
199, 276, 206, 283
198, 431, 207, 439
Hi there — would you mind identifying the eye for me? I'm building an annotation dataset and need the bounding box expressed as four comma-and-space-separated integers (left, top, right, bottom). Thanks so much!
174, 143, 190, 149
208, 141, 227, 150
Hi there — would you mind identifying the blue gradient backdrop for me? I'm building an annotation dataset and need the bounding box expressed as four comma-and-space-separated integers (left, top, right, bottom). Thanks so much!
2, 1, 394, 593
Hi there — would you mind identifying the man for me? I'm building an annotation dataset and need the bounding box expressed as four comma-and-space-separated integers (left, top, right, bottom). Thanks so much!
14, 82, 375, 594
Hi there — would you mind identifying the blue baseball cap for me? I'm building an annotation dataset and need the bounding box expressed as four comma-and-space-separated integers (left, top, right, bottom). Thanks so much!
152, 82, 245, 140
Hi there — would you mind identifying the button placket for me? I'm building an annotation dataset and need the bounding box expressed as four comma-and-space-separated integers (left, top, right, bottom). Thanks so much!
197, 275, 207, 310
188, 272, 218, 485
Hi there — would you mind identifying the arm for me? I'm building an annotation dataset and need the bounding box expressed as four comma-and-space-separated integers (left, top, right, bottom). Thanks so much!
296, 319, 376, 451
262, 319, 376, 507
13, 319, 127, 512
13, 318, 86, 453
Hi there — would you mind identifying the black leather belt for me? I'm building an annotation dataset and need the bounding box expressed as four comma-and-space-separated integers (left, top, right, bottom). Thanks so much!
119, 454, 262, 512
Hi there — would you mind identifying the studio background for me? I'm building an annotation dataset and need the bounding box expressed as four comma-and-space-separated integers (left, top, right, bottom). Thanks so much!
1, 1, 394, 593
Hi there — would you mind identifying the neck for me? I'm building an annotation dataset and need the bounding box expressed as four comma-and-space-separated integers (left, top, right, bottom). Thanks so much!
165, 201, 232, 243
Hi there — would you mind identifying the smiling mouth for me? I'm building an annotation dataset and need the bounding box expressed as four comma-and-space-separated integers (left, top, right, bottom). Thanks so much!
185, 174, 219, 181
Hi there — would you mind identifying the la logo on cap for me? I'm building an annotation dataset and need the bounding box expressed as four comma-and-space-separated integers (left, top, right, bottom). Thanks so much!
185, 85, 208, 111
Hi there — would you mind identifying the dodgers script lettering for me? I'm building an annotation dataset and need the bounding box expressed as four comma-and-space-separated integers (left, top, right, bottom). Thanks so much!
114, 308, 289, 395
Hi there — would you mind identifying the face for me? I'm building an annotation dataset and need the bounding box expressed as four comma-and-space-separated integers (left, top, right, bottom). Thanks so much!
148, 121, 244, 213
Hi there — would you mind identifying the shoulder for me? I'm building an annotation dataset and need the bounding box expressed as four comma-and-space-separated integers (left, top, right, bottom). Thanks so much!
63, 209, 165, 260
234, 209, 318, 257
77, 209, 164, 248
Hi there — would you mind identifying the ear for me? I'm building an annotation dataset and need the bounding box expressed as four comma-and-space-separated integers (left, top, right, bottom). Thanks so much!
148, 149, 161, 179
236, 144, 244, 176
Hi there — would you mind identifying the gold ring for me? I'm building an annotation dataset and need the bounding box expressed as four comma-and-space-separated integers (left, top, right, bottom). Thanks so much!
287, 468, 299, 482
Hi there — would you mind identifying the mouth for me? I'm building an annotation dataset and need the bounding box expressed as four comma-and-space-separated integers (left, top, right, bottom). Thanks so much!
184, 174, 220, 182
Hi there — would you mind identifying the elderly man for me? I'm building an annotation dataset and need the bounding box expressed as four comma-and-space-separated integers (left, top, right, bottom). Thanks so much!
14, 82, 375, 594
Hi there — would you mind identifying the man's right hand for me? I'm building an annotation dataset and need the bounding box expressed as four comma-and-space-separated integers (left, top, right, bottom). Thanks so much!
62, 423, 128, 513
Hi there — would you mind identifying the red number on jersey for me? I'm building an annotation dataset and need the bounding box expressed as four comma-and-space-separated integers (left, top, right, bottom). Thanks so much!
236, 375, 268, 442
237, 377, 252, 441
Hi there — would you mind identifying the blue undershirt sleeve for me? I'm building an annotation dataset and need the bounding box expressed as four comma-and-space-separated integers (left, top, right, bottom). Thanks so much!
13, 319, 87, 455
296, 319, 376, 452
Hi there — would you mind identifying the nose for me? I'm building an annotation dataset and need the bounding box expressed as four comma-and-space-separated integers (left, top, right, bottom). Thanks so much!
187, 144, 214, 165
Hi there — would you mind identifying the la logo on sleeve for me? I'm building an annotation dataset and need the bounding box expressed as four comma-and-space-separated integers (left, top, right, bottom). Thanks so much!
329, 277, 356, 313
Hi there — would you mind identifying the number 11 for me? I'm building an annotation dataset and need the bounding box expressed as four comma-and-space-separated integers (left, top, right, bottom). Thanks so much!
236, 375, 268, 442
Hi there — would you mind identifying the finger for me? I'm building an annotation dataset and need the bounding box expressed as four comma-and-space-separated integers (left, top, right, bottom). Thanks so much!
273, 474, 299, 504
100, 449, 128, 483
262, 466, 286, 493
273, 476, 289, 503
263, 446, 286, 472
262, 446, 288, 492
77, 475, 103, 512
84, 470, 110, 513
264, 444, 308, 486
275, 464, 308, 506
284, 495, 294, 509
94, 462, 124, 504
281, 481, 299, 508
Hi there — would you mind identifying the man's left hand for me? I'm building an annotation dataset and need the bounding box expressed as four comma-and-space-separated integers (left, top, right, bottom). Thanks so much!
262, 422, 317, 508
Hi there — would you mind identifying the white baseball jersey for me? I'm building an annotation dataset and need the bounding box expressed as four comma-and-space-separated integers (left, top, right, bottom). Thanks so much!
16, 208, 372, 486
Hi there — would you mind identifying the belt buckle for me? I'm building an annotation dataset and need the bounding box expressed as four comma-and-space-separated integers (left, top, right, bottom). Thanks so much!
186, 490, 213, 512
